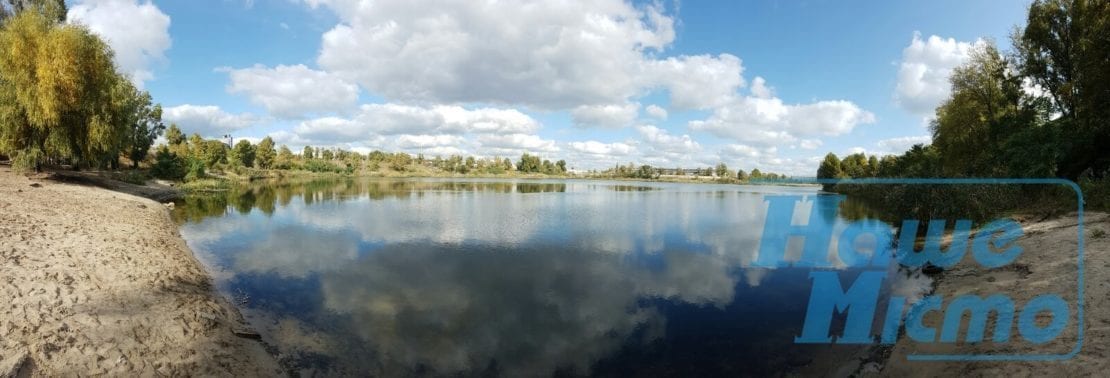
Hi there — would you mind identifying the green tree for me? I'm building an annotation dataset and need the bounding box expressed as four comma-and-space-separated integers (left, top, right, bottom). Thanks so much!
255, 136, 276, 169
816, 153, 842, 190
276, 144, 293, 168
556, 159, 567, 173
750, 168, 763, 179
1016, 0, 1110, 177
931, 41, 1026, 176
231, 139, 255, 167
715, 162, 729, 178
517, 153, 541, 173
165, 123, 185, 146
121, 87, 164, 168
736, 169, 748, 181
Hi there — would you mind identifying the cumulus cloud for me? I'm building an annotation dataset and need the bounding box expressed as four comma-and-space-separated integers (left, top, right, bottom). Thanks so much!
163, 105, 259, 137
644, 54, 746, 109
645, 104, 668, 120
571, 103, 640, 128
67, 0, 172, 88
875, 135, 932, 155
895, 32, 983, 115
688, 95, 875, 146
477, 134, 560, 154
636, 125, 700, 156
291, 104, 541, 144
226, 64, 360, 118
750, 76, 773, 99
568, 141, 635, 156
308, 0, 675, 109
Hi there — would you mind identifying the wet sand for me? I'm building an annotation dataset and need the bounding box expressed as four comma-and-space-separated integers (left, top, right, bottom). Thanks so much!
0, 167, 282, 376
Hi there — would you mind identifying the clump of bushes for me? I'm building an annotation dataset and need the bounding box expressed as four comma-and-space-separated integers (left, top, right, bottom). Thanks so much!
152, 147, 207, 182
10, 148, 43, 173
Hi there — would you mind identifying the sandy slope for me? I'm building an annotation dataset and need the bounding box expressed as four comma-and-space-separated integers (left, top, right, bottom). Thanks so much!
0, 167, 282, 376
879, 211, 1110, 376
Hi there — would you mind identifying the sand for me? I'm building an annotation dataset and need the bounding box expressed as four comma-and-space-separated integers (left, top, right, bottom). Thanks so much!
0, 167, 282, 376
877, 211, 1110, 376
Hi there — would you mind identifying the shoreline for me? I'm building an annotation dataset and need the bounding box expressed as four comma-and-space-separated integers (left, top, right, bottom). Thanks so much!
877, 211, 1109, 376
0, 167, 281, 375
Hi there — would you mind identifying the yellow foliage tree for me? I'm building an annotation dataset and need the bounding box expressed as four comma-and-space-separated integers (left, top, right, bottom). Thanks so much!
0, 8, 127, 170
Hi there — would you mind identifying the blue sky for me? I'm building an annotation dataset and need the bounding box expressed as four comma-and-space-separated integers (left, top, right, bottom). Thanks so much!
66, 0, 1030, 175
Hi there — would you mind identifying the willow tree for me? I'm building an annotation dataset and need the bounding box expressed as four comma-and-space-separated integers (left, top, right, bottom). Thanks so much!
0, 9, 125, 170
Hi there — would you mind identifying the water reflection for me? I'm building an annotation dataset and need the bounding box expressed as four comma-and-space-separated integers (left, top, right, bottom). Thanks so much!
173, 178, 926, 376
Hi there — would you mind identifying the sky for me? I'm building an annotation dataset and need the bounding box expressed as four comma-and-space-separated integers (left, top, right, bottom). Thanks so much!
64, 0, 1031, 175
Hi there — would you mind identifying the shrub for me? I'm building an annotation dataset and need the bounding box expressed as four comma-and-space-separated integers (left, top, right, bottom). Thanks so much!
11, 148, 43, 173
184, 158, 206, 182
151, 146, 187, 180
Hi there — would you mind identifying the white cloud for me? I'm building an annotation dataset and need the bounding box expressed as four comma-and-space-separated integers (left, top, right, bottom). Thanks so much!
798, 139, 822, 150
568, 141, 634, 156
67, 0, 171, 88
226, 64, 359, 118
750, 76, 773, 99
477, 134, 560, 154
309, 0, 675, 109
163, 105, 259, 137
396, 134, 468, 150
571, 103, 640, 128
688, 94, 875, 146
636, 125, 700, 155
875, 135, 931, 155
645, 105, 668, 120
895, 32, 983, 115
291, 104, 541, 144
644, 54, 745, 110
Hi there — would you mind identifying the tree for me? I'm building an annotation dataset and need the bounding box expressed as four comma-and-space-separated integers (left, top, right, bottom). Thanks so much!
302, 145, 314, 159
231, 139, 255, 167
0, 9, 127, 170
816, 153, 842, 190
1015, 0, 1110, 177
1, 0, 67, 23
556, 160, 567, 173
715, 162, 729, 178
750, 168, 763, 179
121, 87, 164, 168
165, 124, 185, 146
321, 148, 334, 161
276, 144, 293, 168
256, 136, 276, 169
931, 41, 1026, 176
736, 169, 748, 181
517, 153, 541, 173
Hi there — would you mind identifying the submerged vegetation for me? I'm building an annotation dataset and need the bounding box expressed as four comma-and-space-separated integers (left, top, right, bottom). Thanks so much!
817, 0, 1110, 218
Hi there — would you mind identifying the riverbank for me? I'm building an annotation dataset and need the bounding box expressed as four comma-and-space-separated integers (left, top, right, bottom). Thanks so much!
0, 167, 282, 375
877, 211, 1110, 376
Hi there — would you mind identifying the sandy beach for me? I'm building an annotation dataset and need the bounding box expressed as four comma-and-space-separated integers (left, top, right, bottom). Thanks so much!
878, 211, 1110, 376
0, 167, 281, 376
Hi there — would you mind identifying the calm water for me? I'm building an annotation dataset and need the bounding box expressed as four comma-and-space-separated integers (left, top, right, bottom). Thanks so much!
172, 178, 928, 376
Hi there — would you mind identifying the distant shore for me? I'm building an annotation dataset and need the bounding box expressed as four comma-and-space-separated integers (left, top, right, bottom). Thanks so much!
0, 167, 281, 375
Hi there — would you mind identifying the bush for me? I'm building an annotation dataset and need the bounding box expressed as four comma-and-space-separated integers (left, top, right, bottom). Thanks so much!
151, 146, 187, 180
184, 158, 206, 182
11, 148, 43, 173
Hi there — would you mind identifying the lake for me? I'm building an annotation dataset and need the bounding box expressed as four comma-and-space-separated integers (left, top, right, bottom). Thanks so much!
172, 178, 930, 376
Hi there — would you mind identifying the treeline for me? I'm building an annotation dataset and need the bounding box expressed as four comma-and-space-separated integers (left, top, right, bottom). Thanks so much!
0, 1, 166, 172
597, 162, 787, 182
817, 0, 1110, 217
149, 125, 571, 181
